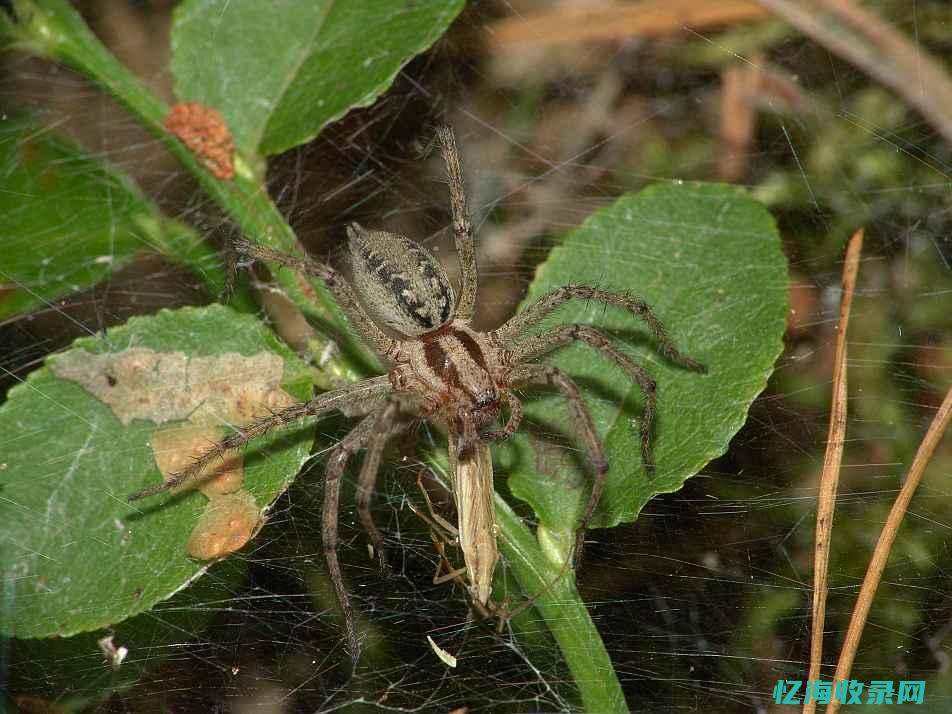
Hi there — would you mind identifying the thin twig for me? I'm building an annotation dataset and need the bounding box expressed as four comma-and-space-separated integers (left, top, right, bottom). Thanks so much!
826, 384, 952, 712
758, 0, 952, 146
718, 60, 762, 182
718, 55, 811, 182
802, 228, 862, 714
486, 0, 768, 51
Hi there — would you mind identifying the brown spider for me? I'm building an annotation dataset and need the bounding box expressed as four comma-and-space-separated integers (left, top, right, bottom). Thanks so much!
129, 127, 705, 661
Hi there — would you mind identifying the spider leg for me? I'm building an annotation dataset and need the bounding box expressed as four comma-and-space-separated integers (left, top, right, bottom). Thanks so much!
127, 376, 393, 501
406, 470, 469, 586
354, 400, 404, 571
510, 363, 607, 568
231, 237, 397, 358
481, 389, 523, 442
493, 284, 707, 373
411, 466, 460, 538
323, 408, 390, 664
437, 126, 478, 322
512, 324, 657, 473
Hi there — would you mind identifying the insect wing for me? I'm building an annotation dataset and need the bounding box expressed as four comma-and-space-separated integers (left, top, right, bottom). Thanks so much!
448, 435, 498, 605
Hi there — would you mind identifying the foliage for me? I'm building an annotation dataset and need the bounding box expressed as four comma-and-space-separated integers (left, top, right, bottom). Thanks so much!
1, 305, 313, 638
0, 1, 789, 711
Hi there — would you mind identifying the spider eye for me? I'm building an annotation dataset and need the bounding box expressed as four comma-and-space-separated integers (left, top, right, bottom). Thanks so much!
348, 223, 455, 337
475, 390, 496, 409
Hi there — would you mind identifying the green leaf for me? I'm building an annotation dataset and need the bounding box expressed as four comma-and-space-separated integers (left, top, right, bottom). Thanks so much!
499, 182, 788, 532
169, 0, 464, 157
0, 304, 312, 638
0, 115, 149, 319
0, 8, 14, 47
0, 116, 231, 319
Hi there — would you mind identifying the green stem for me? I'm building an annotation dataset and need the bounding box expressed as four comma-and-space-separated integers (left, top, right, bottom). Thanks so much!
9, 0, 367, 384
496, 497, 629, 713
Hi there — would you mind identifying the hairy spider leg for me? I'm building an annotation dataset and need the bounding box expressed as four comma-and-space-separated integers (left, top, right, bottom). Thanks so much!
322, 408, 391, 663
480, 389, 524, 442
127, 376, 393, 500
231, 237, 397, 358
495, 284, 708, 374
511, 323, 658, 472
437, 126, 479, 322
354, 400, 404, 571
509, 363, 608, 567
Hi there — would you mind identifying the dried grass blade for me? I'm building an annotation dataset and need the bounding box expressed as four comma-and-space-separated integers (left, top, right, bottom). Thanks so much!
826, 386, 952, 712
803, 227, 863, 714
758, 0, 952, 147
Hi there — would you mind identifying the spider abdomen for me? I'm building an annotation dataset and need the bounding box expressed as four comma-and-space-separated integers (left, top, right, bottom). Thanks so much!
348, 223, 455, 337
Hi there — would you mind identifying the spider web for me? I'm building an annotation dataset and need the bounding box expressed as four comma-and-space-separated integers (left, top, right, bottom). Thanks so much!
2, 1, 952, 712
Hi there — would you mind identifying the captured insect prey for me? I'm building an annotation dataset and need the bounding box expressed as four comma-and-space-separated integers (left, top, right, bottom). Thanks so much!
128, 126, 707, 662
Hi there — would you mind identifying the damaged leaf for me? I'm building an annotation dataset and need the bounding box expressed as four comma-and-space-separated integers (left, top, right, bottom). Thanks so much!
0, 304, 311, 638
185, 490, 262, 561
151, 424, 245, 497
50, 348, 295, 427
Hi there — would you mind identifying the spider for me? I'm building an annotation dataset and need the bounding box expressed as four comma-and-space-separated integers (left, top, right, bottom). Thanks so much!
129, 126, 706, 661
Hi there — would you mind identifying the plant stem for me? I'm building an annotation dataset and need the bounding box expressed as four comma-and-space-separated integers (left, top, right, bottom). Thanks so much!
496, 498, 628, 713
9, 0, 368, 384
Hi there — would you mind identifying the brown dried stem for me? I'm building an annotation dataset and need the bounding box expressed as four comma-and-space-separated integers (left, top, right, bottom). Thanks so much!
758, 0, 952, 146
826, 384, 952, 712
802, 228, 862, 714
486, 0, 768, 50
718, 60, 763, 183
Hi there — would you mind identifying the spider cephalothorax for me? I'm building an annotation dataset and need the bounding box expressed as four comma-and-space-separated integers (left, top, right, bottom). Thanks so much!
395, 323, 504, 440
130, 126, 706, 661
